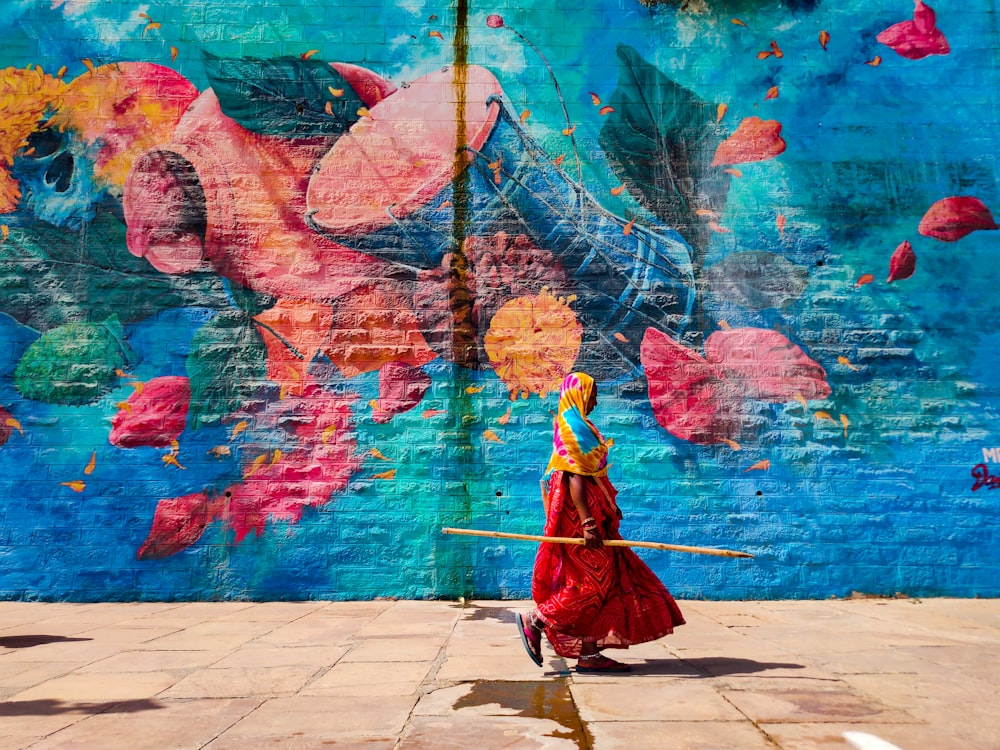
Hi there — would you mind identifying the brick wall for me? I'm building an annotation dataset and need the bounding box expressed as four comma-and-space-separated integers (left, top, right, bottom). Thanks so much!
0, 0, 997, 601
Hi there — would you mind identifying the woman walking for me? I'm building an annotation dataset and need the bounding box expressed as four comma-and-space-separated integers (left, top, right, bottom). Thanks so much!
517, 372, 685, 673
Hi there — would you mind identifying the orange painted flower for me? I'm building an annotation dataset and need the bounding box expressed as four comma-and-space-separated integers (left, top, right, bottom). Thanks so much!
484, 289, 582, 400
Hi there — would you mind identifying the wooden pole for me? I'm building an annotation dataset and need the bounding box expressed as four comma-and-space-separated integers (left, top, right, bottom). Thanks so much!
441, 527, 754, 558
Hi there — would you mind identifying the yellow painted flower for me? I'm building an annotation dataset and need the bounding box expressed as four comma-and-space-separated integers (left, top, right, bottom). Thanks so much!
484, 288, 582, 401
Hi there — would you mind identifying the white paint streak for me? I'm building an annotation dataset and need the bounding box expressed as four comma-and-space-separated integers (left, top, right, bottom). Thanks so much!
843, 731, 904, 750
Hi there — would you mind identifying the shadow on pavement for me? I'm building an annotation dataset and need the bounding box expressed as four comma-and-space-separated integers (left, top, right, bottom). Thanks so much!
0, 635, 93, 649
636, 657, 806, 677
0, 699, 165, 717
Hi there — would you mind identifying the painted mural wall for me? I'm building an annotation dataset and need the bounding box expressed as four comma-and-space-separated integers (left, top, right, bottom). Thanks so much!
0, 0, 997, 601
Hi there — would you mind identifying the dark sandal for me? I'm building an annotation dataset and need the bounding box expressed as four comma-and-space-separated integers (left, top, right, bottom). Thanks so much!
516, 613, 543, 667
575, 654, 631, 673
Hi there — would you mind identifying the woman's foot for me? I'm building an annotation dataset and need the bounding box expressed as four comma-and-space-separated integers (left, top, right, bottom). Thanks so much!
575, 653, 631, 673
516, 612, 543, 667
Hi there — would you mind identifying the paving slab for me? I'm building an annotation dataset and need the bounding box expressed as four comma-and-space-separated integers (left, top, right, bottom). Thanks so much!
0, 598, 996, 749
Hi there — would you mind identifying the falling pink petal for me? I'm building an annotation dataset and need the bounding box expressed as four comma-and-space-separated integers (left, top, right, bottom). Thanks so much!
705, 328, 831, 402
137, 492, 223, 560
711, 116, 786, 167
887, 240, 917, 282
110, 376, 190, 448
372, 362, 432, 423
877, 0, 950, 60
918, 196, 999, 241
641, 328, 743, 445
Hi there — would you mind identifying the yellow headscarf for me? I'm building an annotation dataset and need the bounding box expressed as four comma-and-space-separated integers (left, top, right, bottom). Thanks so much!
544, 372, 610, 477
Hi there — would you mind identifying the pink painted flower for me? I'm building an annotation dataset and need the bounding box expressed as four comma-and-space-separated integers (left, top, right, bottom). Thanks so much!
877, 0, 950, 60
487, 14, 504, 28
110, 376, 190, 448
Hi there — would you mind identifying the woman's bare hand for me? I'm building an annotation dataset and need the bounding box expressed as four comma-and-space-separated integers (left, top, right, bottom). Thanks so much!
583, 527, 603, 550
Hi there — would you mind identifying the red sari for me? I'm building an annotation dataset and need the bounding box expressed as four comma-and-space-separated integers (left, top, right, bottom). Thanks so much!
531, 470, 685, 658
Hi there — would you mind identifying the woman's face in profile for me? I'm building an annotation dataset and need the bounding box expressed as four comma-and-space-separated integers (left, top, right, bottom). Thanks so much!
585, 385, 597, 415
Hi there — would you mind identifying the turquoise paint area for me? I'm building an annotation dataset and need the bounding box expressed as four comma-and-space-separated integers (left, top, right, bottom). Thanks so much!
0, 0, 998, 601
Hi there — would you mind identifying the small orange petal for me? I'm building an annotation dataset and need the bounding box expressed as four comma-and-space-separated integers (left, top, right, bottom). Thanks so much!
724, 168, 743, 177
230, 420, 249, 440
723, 439, 742, 451
322, 424, 338, 444
429, 30, 444, 39
776, 213, 787, 236
5, 417, 23, 435
837, 356, 860, 372
865, 56, 882, 67
324, 101, 334, 115
61, 481, 86, 492
422, 409, 447, 418
370, 448, 392, 461
856, 273, 875, 286
744, 459, 771, 472
357, 107, 371, 118
590, 92, 601, 106
819, 30, 830, 50
553, 154, 565, 166
611, 183, 626, 196
613, 332, 630, 343
373, 469, 397, 480
466, 385, 485, 394
708, 221, 732, 234
718, 320, 732, 330
716, 103, 728, 122
623, 218, 636, 236
599, 105, 615, 116
329, 86, 344, 97
84, 451, 97, 476
57, 65, 68, 78
483, 430, 504, 443
732, 18, 748, 28
770, 40, 783, 58
695, 209, 718, 218
520, 110, 531, 123
82, 58, 95, 73
498, 407, 512, 425
301, 49, 320, 59
170, 47, 178, 62
765, 86, 779, 100
562, 125, 576, 136
815, 411, 835, 422
757, 51, 773, 60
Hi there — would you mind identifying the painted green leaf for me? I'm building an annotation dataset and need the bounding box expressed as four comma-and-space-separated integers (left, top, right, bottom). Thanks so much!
701, 251, 810, 310
598, 44, 729, 264
14, 316, 132, 404
224, 279, 277, 317
0, 211, 227, 332
202, 52, 365, 137
186, 311, 269, 429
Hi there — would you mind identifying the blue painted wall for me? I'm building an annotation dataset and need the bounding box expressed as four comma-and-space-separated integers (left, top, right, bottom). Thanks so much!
0, 0, 997, 601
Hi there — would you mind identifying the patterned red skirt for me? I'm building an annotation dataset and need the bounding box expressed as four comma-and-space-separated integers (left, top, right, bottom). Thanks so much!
531, 471, 685, 658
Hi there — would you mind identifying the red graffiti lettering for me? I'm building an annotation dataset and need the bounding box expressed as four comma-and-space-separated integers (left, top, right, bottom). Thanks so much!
971, 463, 1000, 491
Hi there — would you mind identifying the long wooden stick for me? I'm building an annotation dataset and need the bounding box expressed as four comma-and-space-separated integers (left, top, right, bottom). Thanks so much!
441, 527, 754, 558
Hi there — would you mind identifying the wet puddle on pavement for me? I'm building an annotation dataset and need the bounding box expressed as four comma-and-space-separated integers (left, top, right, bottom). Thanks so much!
453, 680, 588, 749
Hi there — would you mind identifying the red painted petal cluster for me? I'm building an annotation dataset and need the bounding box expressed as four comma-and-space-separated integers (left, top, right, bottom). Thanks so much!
887, 240, 917, 282
640, 327, 743, 444
110, 376, 191, 448
705, 328, 831, 402
918, 196, 999, 241
877, 0, 950, 60
711, 117, 786, 167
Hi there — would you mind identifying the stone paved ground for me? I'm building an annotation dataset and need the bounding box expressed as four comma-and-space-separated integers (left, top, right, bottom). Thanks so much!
0, 597, 997, 749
